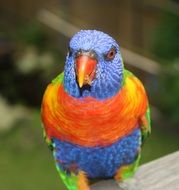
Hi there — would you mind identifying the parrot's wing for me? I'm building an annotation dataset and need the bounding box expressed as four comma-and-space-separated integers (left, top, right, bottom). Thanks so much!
123, 69, 151, 144
41, 72, 87, 190
53, 142, 79, 190
115, 70, 151, 181
140, 105, 151, 144
51, 72, 64, 85
43, 128, 53, 150
41, 72, 64, 150
53, 139, 88, 190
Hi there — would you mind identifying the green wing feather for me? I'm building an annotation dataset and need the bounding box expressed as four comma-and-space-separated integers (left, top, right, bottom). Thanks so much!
42, 72, 64, 149
119, 106, 151, 179
43, 72, 79, 190
141, 106, 151, 144
53, 143, 78, 190
123, 69, 151, 144
43, 131, 79, 190
117, 69, 151, 181
52, 72, 64, 84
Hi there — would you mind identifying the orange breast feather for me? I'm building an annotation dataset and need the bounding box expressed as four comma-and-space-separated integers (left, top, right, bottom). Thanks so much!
41, 76, 148, 147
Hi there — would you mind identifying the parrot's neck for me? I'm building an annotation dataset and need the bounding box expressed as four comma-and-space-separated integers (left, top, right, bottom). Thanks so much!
64, 68, 123, 100
42, 75, 147, 147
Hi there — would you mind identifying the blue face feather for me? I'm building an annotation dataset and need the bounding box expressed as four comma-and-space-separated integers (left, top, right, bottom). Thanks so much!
64, 30, 124, 100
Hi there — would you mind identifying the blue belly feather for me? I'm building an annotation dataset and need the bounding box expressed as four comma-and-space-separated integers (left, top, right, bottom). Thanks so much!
53, 128, 141, 179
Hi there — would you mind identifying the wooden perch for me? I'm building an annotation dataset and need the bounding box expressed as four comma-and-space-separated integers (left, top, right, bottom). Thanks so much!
91, 151, 179, 190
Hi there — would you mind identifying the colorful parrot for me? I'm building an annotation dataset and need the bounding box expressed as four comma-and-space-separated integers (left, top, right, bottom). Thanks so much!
41, 30, 151, 190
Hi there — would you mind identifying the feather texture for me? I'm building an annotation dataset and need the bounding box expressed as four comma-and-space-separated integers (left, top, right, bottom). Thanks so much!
52, 128, 141, 179
41, 70, 148, 147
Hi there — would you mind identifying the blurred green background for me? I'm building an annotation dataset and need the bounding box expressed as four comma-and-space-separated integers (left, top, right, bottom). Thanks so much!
0, 0, 179, 189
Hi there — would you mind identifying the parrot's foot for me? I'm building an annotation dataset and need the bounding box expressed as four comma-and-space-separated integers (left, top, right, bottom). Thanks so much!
78, 171, 90, 190
117, 178, 139, 190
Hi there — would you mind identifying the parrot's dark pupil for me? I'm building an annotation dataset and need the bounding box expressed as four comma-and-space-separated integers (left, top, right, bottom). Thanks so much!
106, 48, 116, 60
109, 51, 114, 57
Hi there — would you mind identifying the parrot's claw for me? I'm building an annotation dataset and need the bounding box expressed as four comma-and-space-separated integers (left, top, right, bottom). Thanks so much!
78, 171, 90, 190
117, 178, 139, 190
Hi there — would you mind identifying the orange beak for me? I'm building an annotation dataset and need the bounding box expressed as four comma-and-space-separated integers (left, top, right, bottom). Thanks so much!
75, 54, 97, 88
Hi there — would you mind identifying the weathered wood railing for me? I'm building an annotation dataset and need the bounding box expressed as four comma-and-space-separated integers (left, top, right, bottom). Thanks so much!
91, 151, 179, 190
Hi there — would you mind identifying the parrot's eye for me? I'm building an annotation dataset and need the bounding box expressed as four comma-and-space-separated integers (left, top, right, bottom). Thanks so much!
105, 47, 116, 61
68, 46, 73, 57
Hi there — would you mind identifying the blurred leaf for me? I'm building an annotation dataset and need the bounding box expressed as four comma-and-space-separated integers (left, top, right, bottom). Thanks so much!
152, 12, 179, 62
151, 10, 179, 127
16, 22, 47, 50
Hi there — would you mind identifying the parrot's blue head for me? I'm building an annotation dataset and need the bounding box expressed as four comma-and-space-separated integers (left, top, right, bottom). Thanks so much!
64, 30, 124, 100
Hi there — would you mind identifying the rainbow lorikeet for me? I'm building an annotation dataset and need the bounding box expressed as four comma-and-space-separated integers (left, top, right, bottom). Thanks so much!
41, 30, 151, 190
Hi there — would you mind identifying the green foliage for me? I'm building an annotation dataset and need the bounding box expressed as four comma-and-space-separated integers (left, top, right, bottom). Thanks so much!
152, 12, 179, 62
156, 73, 179, 126
151, 11, 179, 127
16, 22, 47, 49
0, 110, 66, 190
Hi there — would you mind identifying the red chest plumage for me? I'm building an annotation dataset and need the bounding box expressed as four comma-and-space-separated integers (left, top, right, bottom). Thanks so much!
41, 76, 148, 147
